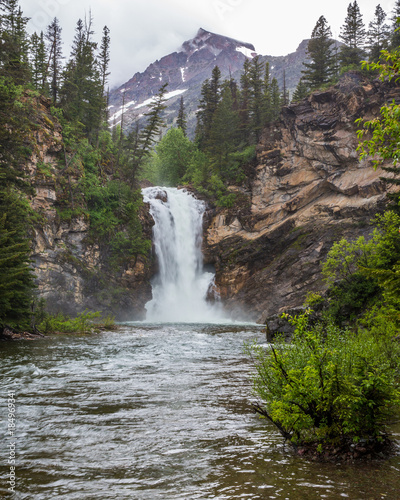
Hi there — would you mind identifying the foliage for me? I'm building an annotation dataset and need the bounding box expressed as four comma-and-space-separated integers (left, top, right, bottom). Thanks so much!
356, 48, 400, 208
0, 189, 36, 328
292, 79, 309, 103
38, 309, 103, 334
176, 96, 187, 136
122, 83, 168, 185
247, 311, 400, 445
339, 1, 366, 67
302, 16, 335, 90
367, 4, 390, 62
322, 211, 400, 323
156, 127, 195, 186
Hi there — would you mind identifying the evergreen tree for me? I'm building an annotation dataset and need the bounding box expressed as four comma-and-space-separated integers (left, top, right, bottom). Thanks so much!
367, 4, 390, 61
390, 0, 400, 49
0, 189, 36, 328
270, 77, 281, 121
195, 65, 221, 150
45, 17, 63, 104
60, 14, 104, 142
339, 1, 367, 67
248, 55, 264, 143
98, 25, 110, 96
124, 83, 168, 184
239, 58, 251, 142
291, 78, 309, 103
30, 31, 48, 93
280, 70, 289, 106
0, 0, 30, 84
302, 15, 335, 89
208, 83, 240, 179
176, 96, 187, 136
262, 61, 272, 125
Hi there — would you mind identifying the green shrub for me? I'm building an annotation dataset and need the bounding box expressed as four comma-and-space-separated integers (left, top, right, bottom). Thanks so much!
246, 310, 400, 446
38, 310, 101, 334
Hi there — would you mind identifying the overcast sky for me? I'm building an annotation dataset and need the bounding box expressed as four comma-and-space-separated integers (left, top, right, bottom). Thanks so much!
19, 0, 397, 88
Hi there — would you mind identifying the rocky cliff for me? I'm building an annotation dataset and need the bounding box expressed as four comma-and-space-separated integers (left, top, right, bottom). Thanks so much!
27, 96, 154, 320
203, 72, 398, 323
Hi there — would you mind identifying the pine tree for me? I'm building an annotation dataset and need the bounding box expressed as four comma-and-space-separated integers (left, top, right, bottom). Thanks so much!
60, 14, 104, 142
390, 0, 400, 49
248, 55, 264, 143
98, 25, 110, 96
367, 5, 390, 61
270, 77, 281, 121
239, 58, 251, 143
124, 83, 168, 184
280, 70, 289, 106
339, 1, 367, 67
45, 17, 63, 104
176, 96, 187, 136
302, 15, 335, 89
262, 61, 272, 125
30, 31, 48, 93
0, 189, 36, 328
208, 82, 240, 179
0, 0, 31, 84
291, 78, 309, 103
195, 65, 221, 150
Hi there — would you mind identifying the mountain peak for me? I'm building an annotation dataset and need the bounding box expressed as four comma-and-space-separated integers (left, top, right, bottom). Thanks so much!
180, 27, 256, 58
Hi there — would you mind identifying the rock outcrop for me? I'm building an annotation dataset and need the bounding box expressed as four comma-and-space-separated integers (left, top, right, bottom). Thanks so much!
204, 73, 399, 323
27, 95, 153, 320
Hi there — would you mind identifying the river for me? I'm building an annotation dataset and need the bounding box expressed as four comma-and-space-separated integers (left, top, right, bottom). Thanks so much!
1, 324, 400, 499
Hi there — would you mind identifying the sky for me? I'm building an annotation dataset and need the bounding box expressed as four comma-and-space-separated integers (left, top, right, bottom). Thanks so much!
19, 0, 397, 88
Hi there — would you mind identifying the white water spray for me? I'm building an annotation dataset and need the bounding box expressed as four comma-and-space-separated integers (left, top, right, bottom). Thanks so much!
142, 187, 225, 323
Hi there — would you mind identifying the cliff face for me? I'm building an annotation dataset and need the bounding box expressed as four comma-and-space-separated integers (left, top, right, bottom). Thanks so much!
204, 73, 398, 323
27, 96, 153, 320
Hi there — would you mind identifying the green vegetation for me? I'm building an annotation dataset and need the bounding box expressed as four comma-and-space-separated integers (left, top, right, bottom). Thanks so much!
35, 302, 116, 334
249, 210, 400, 450
247, 311, 400, 446
143, 57, 271, 206
293, 1, 400, 102
0, 1, 156, 332
248, 40, 400, 453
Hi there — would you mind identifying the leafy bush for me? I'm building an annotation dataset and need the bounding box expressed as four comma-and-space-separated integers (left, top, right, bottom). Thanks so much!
246, 310, 400, 446
38, 309, 104, 334
322, 211, 400, 324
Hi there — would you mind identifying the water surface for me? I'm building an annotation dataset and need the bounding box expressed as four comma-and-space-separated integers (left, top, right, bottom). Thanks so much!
1, 324, 399, 499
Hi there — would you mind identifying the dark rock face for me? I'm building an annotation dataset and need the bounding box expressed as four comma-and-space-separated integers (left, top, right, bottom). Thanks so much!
108, 29, 311, 138
203, 74, 399, 323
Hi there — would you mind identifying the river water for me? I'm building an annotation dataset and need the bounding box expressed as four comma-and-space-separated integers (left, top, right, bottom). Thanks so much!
1, 324, 400, 499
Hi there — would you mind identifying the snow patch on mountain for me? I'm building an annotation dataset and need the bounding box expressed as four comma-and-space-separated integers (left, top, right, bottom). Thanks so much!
236, 46, 256, 59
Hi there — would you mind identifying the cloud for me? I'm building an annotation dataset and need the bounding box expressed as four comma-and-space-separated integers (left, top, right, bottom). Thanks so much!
19, 0, 397, 87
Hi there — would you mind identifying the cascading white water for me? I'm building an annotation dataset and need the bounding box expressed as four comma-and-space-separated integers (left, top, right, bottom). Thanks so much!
142, 186, 225, 323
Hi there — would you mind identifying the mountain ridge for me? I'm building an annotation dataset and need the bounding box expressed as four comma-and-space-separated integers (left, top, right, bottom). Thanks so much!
108, 28, 310, 137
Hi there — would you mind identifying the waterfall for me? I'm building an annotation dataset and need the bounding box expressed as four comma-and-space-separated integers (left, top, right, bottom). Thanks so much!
142, 187, 224, 323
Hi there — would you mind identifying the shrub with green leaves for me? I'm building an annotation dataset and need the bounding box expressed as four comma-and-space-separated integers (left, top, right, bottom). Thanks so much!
38, 309, 107, 334
322, 211, 400, 323
246, 311, 400, 446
